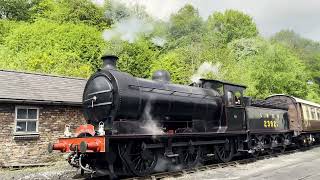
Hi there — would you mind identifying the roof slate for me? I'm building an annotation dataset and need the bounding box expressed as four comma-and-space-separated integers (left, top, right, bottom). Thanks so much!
0, 70, 87, 105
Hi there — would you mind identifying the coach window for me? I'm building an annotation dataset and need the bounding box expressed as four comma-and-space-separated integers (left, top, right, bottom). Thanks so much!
303, 105, 309, 119
317, 109, 320, 120
311, 108, 316, 120
15, 106, 39, 134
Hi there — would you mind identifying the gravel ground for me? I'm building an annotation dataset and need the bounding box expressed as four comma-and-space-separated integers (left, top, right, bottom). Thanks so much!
0, 161, 80, 180
2, 147, 320, 180
166, 146, 320, 180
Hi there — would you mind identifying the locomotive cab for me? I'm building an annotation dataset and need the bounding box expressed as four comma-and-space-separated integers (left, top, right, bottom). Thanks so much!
199, 79, 247, 132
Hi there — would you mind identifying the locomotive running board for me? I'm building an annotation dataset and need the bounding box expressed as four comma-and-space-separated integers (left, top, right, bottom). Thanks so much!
145, 139, 226, 149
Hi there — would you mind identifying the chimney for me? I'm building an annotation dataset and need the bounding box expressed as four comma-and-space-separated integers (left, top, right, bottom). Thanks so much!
101, 55, 118, 70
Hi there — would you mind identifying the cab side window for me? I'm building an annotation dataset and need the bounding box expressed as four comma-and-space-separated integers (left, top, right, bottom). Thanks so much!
234, 91, 242, 105
227, 91, 234, 106
227, 91, 242, 106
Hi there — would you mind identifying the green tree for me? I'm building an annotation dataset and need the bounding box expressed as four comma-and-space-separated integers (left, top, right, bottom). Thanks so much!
271, 30, 320, 85
151, 50, 192, 84
227, 41, 309, 99
0, 19, 22, 43
168, 4, 203, 40
227, 38, 267, 61
32, 0, 109, 29
0, 0, 40, 21
105, 38, 159, 78
206, 10, 258, 44
0, 20, 105, 77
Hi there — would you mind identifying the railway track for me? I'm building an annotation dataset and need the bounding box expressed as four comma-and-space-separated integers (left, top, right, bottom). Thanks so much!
123, 145, 317, 180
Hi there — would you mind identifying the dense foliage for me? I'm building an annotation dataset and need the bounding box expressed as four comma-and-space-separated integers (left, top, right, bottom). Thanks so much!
0, 0, 319, 102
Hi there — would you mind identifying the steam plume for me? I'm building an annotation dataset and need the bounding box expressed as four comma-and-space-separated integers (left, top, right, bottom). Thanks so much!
103, 16, 154, 43
151, 36, 167, 47
140, 101, 164, 135
191, 62, 222, 83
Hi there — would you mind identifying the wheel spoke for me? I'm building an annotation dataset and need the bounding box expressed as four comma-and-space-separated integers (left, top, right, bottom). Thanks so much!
133, 155, 140, 163
215, 140, 234, 163
135, 158, 142, 170
178, 147, 200, 168
123, 142, 157, 176
139, 159, 144, 171
184, 152, 189, 162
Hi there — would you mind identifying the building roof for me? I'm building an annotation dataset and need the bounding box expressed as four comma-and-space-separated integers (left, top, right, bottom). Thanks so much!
267, 94, 320, 108
0, 70, 87, 106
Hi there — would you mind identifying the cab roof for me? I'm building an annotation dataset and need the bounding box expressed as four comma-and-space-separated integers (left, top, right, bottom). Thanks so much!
200, 79, 247, 88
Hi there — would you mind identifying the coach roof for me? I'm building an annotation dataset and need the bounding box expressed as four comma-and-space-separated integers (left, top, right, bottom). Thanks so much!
0, 70, 87, 106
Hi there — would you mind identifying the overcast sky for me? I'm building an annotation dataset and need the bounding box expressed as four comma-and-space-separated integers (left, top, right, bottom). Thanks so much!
118, 0, 320, 41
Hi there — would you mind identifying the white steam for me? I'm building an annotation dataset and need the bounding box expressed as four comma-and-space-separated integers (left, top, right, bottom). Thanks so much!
191, 62, 222, 83
141, 120, 165, 135
91, 0, 104, 6
151, 36, 167, 47
154, 156, 183, 172
103, 16, 154, 43
140, 102, 164, 135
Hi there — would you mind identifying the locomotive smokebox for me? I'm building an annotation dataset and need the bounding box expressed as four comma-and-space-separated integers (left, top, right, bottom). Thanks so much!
102, 55, 118, 70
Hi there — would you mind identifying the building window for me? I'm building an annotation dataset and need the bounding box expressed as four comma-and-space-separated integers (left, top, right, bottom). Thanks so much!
15, 107, 39, 133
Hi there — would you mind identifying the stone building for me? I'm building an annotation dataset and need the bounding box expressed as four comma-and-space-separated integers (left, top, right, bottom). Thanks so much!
0, 70, 87, 166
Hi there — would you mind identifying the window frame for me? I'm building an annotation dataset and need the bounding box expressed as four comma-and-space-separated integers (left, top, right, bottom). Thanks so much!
14, 106, 39, 134
311, 107, 316, 120
227, 91, 234, 106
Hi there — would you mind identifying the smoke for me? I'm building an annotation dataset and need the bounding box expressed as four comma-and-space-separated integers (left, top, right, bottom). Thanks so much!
151, 36, 167, 47
141, 119, 165, 135
191, 62, 222, 83
154, 156, 183, 172
91, 0, 104, 6
140, 101, 164, 135
103, 16, 154, 43
154, 157, 170, 172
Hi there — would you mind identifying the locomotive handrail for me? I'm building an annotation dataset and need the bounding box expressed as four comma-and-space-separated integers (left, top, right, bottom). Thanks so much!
87, 101, 112, 108
129, 84, 218, 99
129, 84, 199, 95
83, 90, 112, 104
83, 96, 96, 103
87, 89, 112, 96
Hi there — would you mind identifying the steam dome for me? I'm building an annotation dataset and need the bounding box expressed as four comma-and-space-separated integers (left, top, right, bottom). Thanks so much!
152, 70, 170, 83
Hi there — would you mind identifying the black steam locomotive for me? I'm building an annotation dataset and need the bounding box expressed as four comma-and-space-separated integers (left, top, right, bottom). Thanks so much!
49, 55, 319, 178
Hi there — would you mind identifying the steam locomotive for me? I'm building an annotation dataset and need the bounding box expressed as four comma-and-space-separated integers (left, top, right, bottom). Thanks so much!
48, 55, 320, 178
